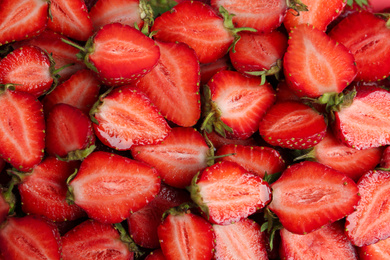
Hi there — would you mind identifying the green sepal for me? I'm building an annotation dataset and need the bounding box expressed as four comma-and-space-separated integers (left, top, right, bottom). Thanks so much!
292, 147, 316, 162
65, 169, 78, 205
1, 174, 22, 216
161, 202, 195, 221
261, 207, 284, 251
148, 0, 177, 18
61, 37, 98, 73
347, 0, 368, 7
114, 223, 145, 258
139, 0, 155, 36
263, 171, 283, 185
186, 172, 210, 219
89, 88, 114, 125
287, 0, 309, 16
245, 59, 283, 84
56, 145, 96, 162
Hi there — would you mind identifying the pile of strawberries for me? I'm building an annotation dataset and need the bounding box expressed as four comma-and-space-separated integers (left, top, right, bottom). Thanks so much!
0, 0, 390, 259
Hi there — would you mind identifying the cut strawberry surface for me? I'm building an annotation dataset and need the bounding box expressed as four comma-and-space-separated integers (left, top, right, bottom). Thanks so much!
359, 236, 390, 259
333, 85, 390, 150
0, 215, 62, 260
91, 86, 171, 150
68, 151, 161, 223
283, 24, 357, 98
329, 11, 390, 82
157, 209, 215, 260
279, 222, 358, 259
0, 0, 48, 45
131, 127, 210, 189
345, 170, 390, 247
259, 101, 327, 150
0, 88, 45, 172
268, 161, 360, 234
213, 218, 268, 260
189, 161, 272, 225
134, 41, 201, 127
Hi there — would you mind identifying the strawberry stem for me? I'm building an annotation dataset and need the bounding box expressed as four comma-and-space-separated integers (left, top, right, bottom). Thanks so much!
61, 39, 86, 53
139, 0, 155, 36
114, 223, 145, 257
1, 177, 18, 216
56, 145, 96, 162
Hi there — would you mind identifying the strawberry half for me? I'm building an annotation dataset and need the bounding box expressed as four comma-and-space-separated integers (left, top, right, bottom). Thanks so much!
259, 101, 327, 150
268, 161, 360, 234
91, 86, 171, 150
358, 237, 390, 259
134, 40, 201, 127
17, 157, 85, 222
68, 151, 161, 223
203, 70, 276, 139
345, 170, 390, 247
0, 215, 62, 260
189, 161, 272, 225
157, 208, 215, 260
131, 127, 210, 189
0, 0, 48, 45
0, 88, 45, 172
213, 218, 268, 260
145, 249, 166, 260
279, 222, 358, 259
62, 220, 134, 260
329, 11, 390, 82
283, 24, 357, 98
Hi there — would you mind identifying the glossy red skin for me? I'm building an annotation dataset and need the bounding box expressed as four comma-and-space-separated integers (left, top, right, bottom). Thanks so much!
204, 131, 258, 150
358, 237, 390, 259
145, 249, 167, 260
200, 56, 230, 85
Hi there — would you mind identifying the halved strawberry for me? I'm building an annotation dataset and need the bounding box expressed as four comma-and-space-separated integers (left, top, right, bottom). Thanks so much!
67, 22, 160, 87
259, 101, 327, 150
17, 157, 85, 222
204, 130, 258, 150
68, 151, 161, 223
127, 183, 190, 248
0, 46, 55, 97
62, 220, 134, 260
0, 0, 48, 45
358, 236, 390, 259
131, 127, 210, 189
0, 87, 45, 172
296, 130, 383, 181
42, 69, 100, 116
283, 0, 347, 32
279, 222, 358, 259
329, 11, 390, 82
134, 40, 201, 127
0, 215, 62, 260
48, 0, 93, 41
283, 24, 357, 98
145, 249, 166, 260
89, 0, 144, 31
215, 144, 286, 178
91, 86, 171, 150
213, 218, 268, 259
345, 170, 390, 247
46, 103, 95, 160
157, 208, 215, 260
189, 161, 272, 225
333, 85, 390, 150
268, 161, 360, 234
203, 70, 276, 139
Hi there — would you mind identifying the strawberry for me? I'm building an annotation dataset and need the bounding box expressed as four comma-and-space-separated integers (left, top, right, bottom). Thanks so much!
62, 220, 134, 260
157, 207, 215, 260
68, 151, 161, 223
89, 0, 144, 32
145, 249, 166, 260
283, 24, 357, 98
333, 85, 390, 150
188, 161, 272, 225
134, 40, 201, 127
16, 157, 86, 222
66, 22, 160, 87
275, 79, 300, 103
213, 218, 268, 260
151, 0, 255, 64
258, 101, 327, 150
45, 103, 95, 160
202, 70, 276, 139
295, 130, 383, 181
0, 46, 57, 97
0, 0, 48, 45
0, 87, 45, 172
369, 0, 390, 11
90, 86, 171, 150
127, 183, 190, 248
229, 30, 288, 79
268, 161, 360, 234
279, 222, 358, 259
358, 236, 390, 259
329, 11, 390, 82
380, 146, 390, 169
42, 68, 100, 116
0, 215, 62, 260
12, 30, 87, 83
283, 0, 347, 32
200, 55, 231, 85
215, 144, 286, 178
345, 169, 390, 247
131, 127, 210, 188
204, 130, 258, 150
48, 0, 93, 41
